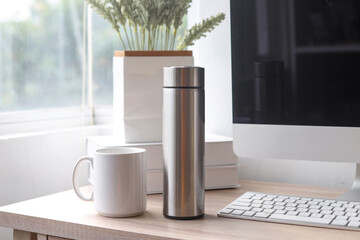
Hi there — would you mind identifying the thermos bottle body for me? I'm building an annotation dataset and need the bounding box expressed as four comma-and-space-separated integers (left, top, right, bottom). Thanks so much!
162, 66, 205, 219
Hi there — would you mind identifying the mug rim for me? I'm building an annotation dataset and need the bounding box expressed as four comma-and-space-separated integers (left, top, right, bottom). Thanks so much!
96, 147, 146, 155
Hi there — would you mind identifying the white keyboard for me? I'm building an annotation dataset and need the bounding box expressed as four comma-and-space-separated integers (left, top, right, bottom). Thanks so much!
218, 192, 360, 231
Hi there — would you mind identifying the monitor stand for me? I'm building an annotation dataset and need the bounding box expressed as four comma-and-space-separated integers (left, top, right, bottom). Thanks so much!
337, 163, 360, 201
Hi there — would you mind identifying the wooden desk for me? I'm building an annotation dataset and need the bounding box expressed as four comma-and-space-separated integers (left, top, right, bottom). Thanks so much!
1, 180, 359, 240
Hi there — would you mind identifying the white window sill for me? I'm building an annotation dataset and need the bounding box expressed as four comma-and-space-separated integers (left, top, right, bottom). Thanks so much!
0, 124, 113, 141
0, 106, 113, 137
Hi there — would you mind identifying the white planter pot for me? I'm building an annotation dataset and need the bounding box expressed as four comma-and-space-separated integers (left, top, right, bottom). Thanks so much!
113, 51, 194, 143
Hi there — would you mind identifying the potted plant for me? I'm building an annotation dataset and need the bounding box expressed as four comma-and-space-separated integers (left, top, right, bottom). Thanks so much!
86, 0, 225, 143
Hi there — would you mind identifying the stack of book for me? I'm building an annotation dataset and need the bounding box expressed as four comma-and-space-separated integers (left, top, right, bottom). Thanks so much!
86, 133, 239, 194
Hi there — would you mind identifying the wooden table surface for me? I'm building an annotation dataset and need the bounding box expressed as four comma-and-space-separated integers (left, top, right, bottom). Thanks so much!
1, 180, 360, 240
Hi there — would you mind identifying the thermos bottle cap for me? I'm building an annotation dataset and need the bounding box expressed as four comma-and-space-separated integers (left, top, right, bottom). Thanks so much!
163, 66, 204, 88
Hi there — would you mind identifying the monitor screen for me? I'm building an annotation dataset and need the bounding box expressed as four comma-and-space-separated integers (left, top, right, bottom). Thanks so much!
231, 0, 360, 127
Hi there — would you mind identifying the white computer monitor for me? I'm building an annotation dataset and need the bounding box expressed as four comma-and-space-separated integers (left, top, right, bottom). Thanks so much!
230, 0, 360, 200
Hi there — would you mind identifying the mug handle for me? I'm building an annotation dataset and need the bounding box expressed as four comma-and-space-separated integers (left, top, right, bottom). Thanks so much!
72, 156, 94, 201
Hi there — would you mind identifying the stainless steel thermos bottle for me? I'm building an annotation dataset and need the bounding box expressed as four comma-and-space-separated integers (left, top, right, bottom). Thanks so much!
162, 66, 205, 219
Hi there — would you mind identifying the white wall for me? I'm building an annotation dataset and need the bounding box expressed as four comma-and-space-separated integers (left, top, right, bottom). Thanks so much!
190, 0, 355, 189
189, 0, 233, 138
0, 126, 111, 239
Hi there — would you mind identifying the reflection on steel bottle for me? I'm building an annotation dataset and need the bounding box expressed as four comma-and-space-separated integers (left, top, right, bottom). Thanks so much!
162, 66, 205, 220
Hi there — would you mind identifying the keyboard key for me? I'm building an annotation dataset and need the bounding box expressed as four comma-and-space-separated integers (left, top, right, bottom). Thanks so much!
230, 206, 252, 211
308, 209, 320, 214
237, 198, 252, 203
298, 204, 309, 208
273, 206, 285, 210
331, 219, 348, 226
274, 210, 287, 214
349, 217, 360, 221
269, 214, 332, 224
274, 198, 284, 202
252, 208, 263, 212
334, 211, 345, 216
345, 212, 357, 217
242, 211, 256, 217
320, 206, 333, 210
331, 203, 343, 208
220, 208, 233, 214
252, 195, 264, 200
335, 216, 348, 220
298, 212, 311, 217
263, 205, 273, 209
254, 212, 270, 218
241, 193, 255, 198
286, 211, 298, 216
275, 202, 286, 206
345, 208, 357, 213
256, 194, 266, 197
263, 197, 275, 201
252, 200, 264, 204
323, 214, 336, 219
251, 204, 262, 208
298, 208, 308, 212
301, 198, 311, 201
348, 221, 360, 228
263, 209, 275, 213
320, 210, 333, 215
310, 213, 323, 218
233, 202, 251, 207
231, 210, 244, 215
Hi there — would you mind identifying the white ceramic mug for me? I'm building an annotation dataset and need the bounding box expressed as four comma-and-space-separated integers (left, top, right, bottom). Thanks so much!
72, 147, 146, 217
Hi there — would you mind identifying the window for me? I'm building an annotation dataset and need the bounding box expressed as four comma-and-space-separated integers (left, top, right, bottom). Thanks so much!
0, 0, 84, 111
0, 0, 190, 134
0, 0, 116, 134
91, 10, 119, 106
